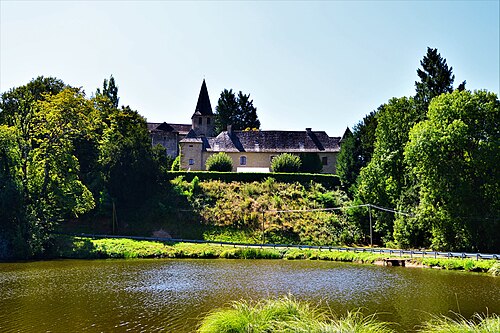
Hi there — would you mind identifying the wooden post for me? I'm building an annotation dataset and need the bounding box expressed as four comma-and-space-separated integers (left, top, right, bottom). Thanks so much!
369, 205, 373, 248
261, 211, 265, 245
112, 201, 117, 235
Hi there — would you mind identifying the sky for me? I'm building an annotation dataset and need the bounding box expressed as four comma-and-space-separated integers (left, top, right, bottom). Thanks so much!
1, 1, 499, 137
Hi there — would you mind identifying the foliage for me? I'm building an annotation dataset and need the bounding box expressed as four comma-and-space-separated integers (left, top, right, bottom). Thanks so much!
198, 296, 395, 333
206, 152, 233, 172
171, 155, 181, 171
337, 110, 379, 196
403, 90, 499, 251
356, 97, 419, 245
414, 47, 456, 116
0, 76, 164, 258
171, 178, 362, 246
0, 85, 97, 257
165, 171, 341, 188
214, 89, 260, 135
271, 153, 301, 173
96, 74, 119, 108
299, 153, 323, 173
419, 258, 494, 272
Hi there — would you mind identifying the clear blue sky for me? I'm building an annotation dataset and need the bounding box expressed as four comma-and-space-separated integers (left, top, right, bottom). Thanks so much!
1, 1, 498, 136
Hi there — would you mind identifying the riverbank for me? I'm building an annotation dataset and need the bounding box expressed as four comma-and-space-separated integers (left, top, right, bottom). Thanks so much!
197, 296, 500, 333
53, 235, 499, 275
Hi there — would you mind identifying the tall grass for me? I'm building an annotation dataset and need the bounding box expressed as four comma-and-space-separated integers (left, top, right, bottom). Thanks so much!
418, 313, 500, 333
197, 296, 395, 333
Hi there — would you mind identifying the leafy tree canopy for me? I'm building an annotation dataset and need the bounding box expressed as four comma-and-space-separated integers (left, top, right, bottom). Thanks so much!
402, 90, 499, 251
215, 89, 260, 134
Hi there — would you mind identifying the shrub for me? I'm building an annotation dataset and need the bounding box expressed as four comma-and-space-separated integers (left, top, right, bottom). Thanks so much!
206, 152, 233, 172
165, 171, 341, 189
271, 153, 301, 173
299, 153, 323, 173
171, 156, 180, 171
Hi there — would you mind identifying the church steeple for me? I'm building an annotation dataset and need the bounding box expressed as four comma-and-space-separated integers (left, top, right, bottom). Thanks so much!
192, 79, 213, 118
191, 79, 215, 137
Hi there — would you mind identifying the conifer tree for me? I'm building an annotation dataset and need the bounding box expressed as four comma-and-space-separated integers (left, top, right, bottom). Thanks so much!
414, 47, 456, 116
214, 89, 260, 135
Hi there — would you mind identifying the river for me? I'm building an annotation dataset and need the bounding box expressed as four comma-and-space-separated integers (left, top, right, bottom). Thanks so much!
0, 259, 499, 332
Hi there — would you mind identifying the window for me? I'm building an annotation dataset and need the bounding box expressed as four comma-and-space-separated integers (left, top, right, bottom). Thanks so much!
189, 159, 194, 165
322, 156, 328, 165
240, 156, 247, 165
198, 117, 203, 125
189, 145, 193, 148
207, 118, 211, 125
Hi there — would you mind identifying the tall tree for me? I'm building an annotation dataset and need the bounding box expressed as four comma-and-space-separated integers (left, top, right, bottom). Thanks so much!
214, 89, 260, 135
96, 75, 119, 108
214, 89, 238, 134
0, 87, 96, 257
402, 90, 499, 251
337, 109, 379, 196
414, 47, 458, 116
356, 97, 419, 244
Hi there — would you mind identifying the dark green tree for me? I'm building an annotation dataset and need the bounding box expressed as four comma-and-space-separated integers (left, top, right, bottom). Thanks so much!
414, 47, 461, 117
96, 75, 119, 108
337, 110, 379, 196
356, 97, 419, 245
298, 153, 322, 173
214, 89, 260, 134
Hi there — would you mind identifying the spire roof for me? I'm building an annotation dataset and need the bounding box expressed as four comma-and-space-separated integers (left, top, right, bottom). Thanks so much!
192, 79, 213, 118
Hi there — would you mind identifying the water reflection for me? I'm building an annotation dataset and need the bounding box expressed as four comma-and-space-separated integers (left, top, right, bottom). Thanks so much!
0, 259, 499, 332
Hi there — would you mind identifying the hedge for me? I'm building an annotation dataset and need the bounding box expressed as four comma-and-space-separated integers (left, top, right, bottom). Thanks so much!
165, 171, 340, 188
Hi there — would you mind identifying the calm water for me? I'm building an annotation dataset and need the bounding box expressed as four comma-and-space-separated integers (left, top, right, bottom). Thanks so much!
0, 259, 499, 332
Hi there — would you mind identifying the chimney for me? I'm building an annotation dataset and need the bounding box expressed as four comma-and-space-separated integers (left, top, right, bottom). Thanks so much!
306, 127, 312, 132
227, 125, 233, 135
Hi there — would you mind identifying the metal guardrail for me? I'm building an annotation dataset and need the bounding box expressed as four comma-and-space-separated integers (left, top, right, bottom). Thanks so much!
60, 233, 500, 261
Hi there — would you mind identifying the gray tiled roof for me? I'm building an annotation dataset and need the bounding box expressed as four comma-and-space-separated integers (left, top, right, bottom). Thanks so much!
205, 130, 340, 153
147, 122, 191, 134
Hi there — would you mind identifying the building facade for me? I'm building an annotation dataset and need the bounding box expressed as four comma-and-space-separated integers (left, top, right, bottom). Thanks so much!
148, 80, 342, 173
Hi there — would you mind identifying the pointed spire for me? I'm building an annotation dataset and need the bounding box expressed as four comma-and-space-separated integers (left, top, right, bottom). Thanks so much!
192, 79, 213, 118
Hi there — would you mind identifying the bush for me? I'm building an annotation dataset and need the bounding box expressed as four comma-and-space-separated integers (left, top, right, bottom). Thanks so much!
299, 153, 323, 173
206, 152, 233, 172
171, 156, 180, 171
271, 153, 301, 173
165, 172, 341, 189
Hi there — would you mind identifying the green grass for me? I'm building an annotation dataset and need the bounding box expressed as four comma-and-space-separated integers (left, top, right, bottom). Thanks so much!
197, 296, 394, 333
197, 297, 499, 333
418, 314, 500, 333
419, 258, 495, 272
54, 236, 498, 274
